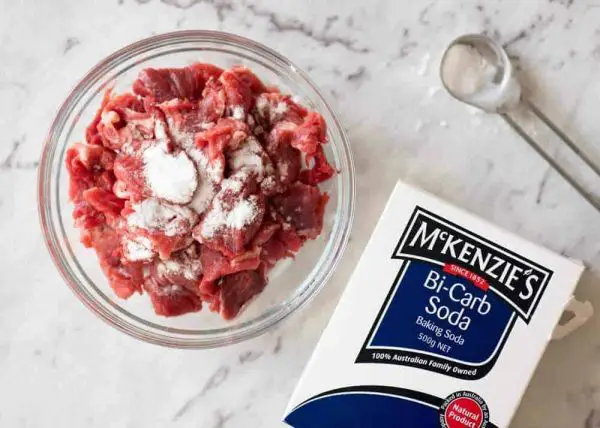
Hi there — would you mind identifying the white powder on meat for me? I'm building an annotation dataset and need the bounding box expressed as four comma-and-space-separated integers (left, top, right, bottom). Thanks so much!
143, 142, 198, 204
159, 260, 180, 274
254, 95, 289, 123
273, 102, 288, 117
227, 197, 259, 229
201, 194, 259, 239
261, 176, 276, 192
120, 143, 136, 156
172, 123, 222, 184
279, 161, 290, 181
154, 120, 168, 141
228, 138, 265, 179
124, 236, 154, 261
101, 110, 119, 125
165, 116, 195, 149
277, 121, 298, 132
156, 284, 184, 296
185, 145, 222, 183
128, 117, 156, 141
232, 151, 263, 172
185, 148, 221, 215
113, 180, 131, 199
172, 131, 223, 215
157, 259, 199, 280
169, 127, 194, 148
219, 172, 246, 193
127, 198, 196, 237
232, 105, 245, 120
188, 177, 216, 215
255, 95, 269, 118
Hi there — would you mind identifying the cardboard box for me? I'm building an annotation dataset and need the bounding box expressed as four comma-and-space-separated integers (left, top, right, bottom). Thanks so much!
284, 181, 583, 428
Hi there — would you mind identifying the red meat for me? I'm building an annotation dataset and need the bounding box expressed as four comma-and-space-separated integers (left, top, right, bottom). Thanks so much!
102, 263, 145, 300
218, 270, 267, 320
69, 142, 114, 171
193, 172, 265, 256
83, 187, 124, 219
148, 232, 195, 262
124, 198, 199, 259
80, 223, 146, 299
265, 123, 302, 187
250, 221, 280, 247
66, 144, 116, 202
113, 148, 148, 202
86, 89, 113, 146
299, 144, 336, 185
96, 93, 154, 151
271, 182, 329, 239
230, 66, 267, 95
144, 277, 202, 316
160, 99, 207, 146
291, 112, 327, 155
254, 92, 307, 127
73, 202, 106, 232
67, 63, 335, 320
261, 225, 304, 266
200, 245, 260, 282
152, 244, 202, 292
220, 68, 253, 115
195, 117, 250, 163
197, 245, 260, 305
199, 79, 227, 124
85, 224, 122, 266
227, 136, 279, 195
133, 63, 224, 102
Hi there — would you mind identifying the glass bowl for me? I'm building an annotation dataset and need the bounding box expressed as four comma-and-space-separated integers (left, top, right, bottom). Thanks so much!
38, 31, 355, 348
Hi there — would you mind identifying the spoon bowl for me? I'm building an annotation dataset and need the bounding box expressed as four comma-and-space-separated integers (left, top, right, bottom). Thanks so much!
440, 34, 521, 113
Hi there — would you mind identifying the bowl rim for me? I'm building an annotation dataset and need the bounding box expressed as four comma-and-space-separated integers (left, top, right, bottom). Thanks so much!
38, 30, 355, 348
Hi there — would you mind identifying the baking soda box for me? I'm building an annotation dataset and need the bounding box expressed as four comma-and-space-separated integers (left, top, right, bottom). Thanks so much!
284, 181, 584, 428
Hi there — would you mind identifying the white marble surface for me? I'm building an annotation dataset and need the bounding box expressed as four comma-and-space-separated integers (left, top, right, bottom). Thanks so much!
4, 0, 600, 426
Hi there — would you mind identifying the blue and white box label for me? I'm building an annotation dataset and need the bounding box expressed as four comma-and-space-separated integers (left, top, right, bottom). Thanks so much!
284, 181, 583, 428
356, 207, 552, 380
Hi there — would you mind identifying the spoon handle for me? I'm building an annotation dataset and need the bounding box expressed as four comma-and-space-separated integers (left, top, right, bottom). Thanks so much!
500, 112, 600, 213
524, 99, 600, 178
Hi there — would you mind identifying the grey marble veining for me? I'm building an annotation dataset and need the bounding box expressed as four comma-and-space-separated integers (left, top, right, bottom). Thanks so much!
3, 0, 600, 426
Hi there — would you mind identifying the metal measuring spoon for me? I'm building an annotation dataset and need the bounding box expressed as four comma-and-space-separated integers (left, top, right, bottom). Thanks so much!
440, 33, 600, 213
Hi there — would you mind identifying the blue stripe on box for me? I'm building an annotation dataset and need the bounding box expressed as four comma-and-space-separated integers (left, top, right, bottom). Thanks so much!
285, 386, 498, 428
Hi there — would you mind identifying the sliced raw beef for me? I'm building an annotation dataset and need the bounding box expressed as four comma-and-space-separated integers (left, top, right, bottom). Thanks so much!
271, 182, 329, 239
133, 63, 224, 102
144, 277, 202, 316
67, 62, 335, 320
254, 92, 307, 127
193, 171, 265, 256
125, 198, 199, 259
83, 187, 124, 219
96, 93, 154, 151
265, 122, 302, 187
299, 144, 335, 185
218, 270, 267, 320
121, 233, 156, 264
195, 117, 250, 163
152, 243, 202, 292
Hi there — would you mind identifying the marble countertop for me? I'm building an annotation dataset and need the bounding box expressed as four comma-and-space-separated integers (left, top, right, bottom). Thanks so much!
3, 0, 600, 426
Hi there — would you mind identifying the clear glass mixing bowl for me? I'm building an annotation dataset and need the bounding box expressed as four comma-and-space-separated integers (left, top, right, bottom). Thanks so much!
38, 31, 355, 348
